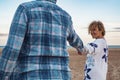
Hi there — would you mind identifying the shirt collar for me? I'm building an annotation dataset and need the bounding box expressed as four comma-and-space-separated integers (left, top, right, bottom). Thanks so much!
36, 0, 57, 4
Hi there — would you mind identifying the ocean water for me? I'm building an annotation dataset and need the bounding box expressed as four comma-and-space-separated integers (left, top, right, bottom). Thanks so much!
0, 45, 120, 49
108, 45, 120, 49
68, 45, 120, 49
0, 46, 4, 48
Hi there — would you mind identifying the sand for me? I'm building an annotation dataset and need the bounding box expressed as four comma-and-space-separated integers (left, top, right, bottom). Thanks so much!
0, 48, 120, 80
0, 48, 2, 53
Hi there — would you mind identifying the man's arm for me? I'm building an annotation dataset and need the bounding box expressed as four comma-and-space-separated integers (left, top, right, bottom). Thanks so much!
0, 4, 27, 80
67, 17, 84, 54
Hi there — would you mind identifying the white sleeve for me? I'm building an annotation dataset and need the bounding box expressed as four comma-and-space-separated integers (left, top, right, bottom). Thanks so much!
82, 43, 96, 55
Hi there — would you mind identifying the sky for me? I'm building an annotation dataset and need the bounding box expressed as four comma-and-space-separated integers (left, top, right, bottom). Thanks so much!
0, 0, 120, 46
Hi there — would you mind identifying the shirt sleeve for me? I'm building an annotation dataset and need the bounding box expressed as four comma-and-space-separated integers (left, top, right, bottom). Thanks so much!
0, 4, 27, 80
67, 17, 84, 53
83, 42, 98, 55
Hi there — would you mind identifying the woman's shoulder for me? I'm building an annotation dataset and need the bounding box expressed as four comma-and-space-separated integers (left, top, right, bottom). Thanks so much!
94, 38, 107, 47
94, 38, 106, 43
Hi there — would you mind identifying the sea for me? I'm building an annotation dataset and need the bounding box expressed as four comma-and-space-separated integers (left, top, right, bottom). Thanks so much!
0, 45, 120, 49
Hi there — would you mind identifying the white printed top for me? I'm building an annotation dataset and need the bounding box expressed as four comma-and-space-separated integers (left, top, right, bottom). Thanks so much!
83, 38, 108, 80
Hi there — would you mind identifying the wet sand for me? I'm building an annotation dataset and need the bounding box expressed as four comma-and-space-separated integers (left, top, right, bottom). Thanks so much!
0, 48, 120, 80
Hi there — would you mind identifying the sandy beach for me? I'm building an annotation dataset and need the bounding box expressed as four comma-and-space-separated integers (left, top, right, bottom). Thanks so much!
0, 48, 120, 80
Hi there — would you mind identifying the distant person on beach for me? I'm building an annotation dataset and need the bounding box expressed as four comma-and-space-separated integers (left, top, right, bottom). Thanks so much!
0, 0, 84, 80
79, 21, 108, 80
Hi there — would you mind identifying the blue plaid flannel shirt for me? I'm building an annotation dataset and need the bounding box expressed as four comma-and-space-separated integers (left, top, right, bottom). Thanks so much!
0, 0, 83, 79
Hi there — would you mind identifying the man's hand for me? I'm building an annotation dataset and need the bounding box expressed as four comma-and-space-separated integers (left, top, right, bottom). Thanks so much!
77, 51, 82, 55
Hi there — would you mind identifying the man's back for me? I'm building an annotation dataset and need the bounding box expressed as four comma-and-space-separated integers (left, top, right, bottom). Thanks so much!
19, 0, 72, 57
0, 0, 83, 80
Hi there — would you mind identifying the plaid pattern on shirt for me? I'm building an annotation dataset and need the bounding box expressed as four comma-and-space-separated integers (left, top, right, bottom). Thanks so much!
0, 0, 83, 80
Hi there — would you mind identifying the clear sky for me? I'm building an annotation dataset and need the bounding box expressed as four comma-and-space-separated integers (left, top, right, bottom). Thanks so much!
0, 0, 120, 46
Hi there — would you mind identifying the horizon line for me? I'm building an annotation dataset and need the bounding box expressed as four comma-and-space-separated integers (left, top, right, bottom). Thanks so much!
0, 45, 120, 49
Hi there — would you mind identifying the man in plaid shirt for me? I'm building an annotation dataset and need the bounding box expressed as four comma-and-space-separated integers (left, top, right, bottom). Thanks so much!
0, 0, 84, 80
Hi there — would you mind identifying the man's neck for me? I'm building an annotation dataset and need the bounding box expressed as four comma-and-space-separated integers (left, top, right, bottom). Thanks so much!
36, 0, 57, 4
